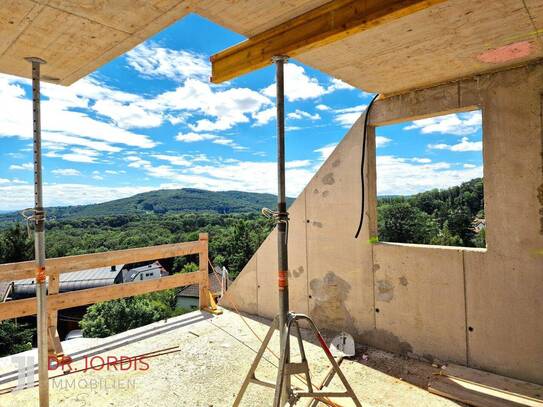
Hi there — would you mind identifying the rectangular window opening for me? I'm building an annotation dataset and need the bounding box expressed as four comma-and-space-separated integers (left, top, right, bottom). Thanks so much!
375, 110, 485, 248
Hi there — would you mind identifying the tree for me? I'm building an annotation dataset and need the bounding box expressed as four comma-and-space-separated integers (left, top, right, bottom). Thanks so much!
180, 262, 198, 274
378, 202, 438, 244
0, 320, 34, 357
447, 207, 475, 246
80, 291, 178, 338
0, 223, 33, 263
430, 222, 463, 246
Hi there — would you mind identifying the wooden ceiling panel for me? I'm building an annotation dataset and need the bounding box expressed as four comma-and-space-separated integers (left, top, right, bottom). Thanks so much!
295, 0, 543, 95
0, 0, 541, 95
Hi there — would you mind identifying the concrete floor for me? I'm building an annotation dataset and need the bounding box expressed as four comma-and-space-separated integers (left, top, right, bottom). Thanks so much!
0, 310, 461, 406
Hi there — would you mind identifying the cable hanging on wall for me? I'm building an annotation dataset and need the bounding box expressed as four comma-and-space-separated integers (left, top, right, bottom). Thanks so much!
354, 93, 380, 239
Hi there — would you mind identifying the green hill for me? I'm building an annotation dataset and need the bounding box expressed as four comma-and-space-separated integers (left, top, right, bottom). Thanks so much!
0, 188, 294, 222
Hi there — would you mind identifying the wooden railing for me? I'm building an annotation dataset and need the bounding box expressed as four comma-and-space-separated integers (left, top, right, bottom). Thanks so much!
0, 233, 210, 353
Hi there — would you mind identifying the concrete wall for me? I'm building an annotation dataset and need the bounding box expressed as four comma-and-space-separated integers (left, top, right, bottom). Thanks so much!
221, 62, 543, 384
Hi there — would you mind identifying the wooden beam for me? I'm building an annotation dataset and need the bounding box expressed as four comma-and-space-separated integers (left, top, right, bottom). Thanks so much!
210, 0, 445, 83
198, 233, 210, 309
0, 241, 202, 282
0, 271, 202, 321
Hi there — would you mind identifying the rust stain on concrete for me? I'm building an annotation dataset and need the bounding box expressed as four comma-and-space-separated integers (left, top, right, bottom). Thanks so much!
312, 221, 323, 228
399, 276, 408, 286
322, 173, 335, 185
313, 188, 319, 194
332, 159, 341, 168
322, 190, 330, 198
377, 280, 394, 302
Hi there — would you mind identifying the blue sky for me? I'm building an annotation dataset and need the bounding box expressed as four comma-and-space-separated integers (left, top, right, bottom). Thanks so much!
0, 14, 482, 211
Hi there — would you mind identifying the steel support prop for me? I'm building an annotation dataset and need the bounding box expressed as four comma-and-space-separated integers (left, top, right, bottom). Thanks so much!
26, 56, 49, 407
273, 55, 290, 406
233, 55, 361, 407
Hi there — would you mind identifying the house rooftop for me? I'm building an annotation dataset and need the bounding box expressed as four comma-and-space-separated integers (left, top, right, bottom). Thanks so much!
12, 265, 123, 298
0, 310, 460, 406
177, 266, 230, 299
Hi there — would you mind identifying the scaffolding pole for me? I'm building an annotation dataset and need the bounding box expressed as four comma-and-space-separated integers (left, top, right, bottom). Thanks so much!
26, 56, 49, 407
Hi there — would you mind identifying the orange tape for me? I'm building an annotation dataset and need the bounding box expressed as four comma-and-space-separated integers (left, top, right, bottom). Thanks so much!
278, 270, 288, 290
36, 266, 46, 284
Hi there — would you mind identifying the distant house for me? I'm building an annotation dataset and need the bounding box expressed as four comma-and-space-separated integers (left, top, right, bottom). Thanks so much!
12, 265, 125, 299
472, 218, 486, 233
176, 266, 231, 310
121, 261, 168, 283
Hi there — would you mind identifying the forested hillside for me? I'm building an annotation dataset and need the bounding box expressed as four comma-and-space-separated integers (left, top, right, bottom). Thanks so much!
0, 181, 484, 350
0, 213, 273, 278
0, 188, 295, 222
377, 178, 485, 247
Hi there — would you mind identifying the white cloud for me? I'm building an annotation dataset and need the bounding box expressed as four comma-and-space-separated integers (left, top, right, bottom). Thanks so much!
326, 78, 354, 92
377, 155, 483, 195
0, 183, 156, 211
405, 111, 482, 136
252, 107, 276, 126
316, 104, 330, 111
411, 157, 432, 163
463, 163, 476, 168
0, 74, 156, 153
287, 109, 320, 121
43, 132, 121, 153
92, 99, 163, 129
126, 43, 210, 82
286, 160, 312, 168
176, 132, 218, 143
151, 154, 192, 167
262, 64, 327, 102
376, 136, 391, 148
51, 148, 100, 163
9, 162, 33, 171
428, 137, 482, 152
333, 105, 368, 127
151, 79, 272, 132
261, 64, 364, 102
51, 168, 81, 176
314, 143, 338, 161
175, 131, 246, 150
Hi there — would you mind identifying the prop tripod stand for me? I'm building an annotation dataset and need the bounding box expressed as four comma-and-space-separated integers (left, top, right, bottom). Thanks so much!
233, 56, 362, 407
233, 313, 362, 406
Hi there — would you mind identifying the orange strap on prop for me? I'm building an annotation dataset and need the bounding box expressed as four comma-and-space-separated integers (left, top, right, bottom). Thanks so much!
278, 270, 288, 290
36, 266, 46, 284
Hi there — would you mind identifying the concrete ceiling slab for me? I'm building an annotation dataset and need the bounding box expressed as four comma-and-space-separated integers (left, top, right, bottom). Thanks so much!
0, 0, 541, 95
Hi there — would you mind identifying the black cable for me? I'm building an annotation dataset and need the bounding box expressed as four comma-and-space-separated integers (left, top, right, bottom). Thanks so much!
354, 93, 379, 239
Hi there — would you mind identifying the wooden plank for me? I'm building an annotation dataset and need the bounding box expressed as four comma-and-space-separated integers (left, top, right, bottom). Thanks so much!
0, 241, 202, 282
198, 233, 210, 309
0, 271, 202, 320
428, 364, 543, 407
210, 0, 446, 83
443, 364, 543, 403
